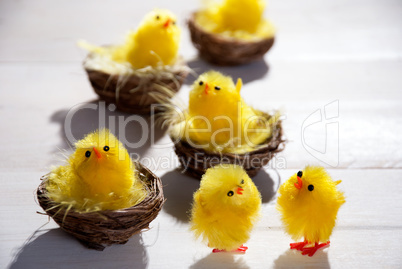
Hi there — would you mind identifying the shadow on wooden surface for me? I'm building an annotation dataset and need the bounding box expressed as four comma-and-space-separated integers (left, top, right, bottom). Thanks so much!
161, 167, 278, 223
251, 168, 278, 204
190, 252, 250, 269
50, 100, 166, 159
9, 228, 148, 269
184, 58, 270, 85
161, 169, 200, 223
273, 249, 330, 269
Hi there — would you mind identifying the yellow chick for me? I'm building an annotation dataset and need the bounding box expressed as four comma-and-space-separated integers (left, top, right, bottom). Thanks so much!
190, 164, 261, 253
195, 0, 274, 40
187, 71, 270, 149
112, 9, 180, 68
216, 0, 265, 33
276, 166, 345, 256
46, 129, 147, 212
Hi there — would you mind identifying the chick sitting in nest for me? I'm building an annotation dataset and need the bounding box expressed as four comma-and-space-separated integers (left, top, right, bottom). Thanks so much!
46, 129, 147, 212
79, 9, 189, 114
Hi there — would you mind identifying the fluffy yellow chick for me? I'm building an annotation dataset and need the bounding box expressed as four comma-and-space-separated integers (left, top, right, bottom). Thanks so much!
46, 129, 147, 212
187, 71, 270, 149
112, 9, 180, 68
190, 164, 261, 253
217, 0, 265, 33
277, 166, 345, 256
195, 0, 274, 40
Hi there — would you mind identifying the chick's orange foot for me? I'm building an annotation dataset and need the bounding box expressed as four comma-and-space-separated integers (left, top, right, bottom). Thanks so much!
290, 240, 309, 251
237, 245, 248, 253
212, 245, 248, 253
301, 241, 330, 257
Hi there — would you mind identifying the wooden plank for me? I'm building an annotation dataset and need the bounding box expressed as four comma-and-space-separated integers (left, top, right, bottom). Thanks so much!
1, 0, 401, 267
1, 0, 402, 62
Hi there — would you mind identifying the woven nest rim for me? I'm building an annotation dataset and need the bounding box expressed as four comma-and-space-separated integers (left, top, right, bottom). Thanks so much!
36, 162, 165, 251
84, 53, 189, 114
188, 12, 275, 66
170, 112, 285, 179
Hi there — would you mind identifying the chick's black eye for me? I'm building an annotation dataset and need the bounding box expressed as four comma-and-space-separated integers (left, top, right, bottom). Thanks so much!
297, 171, 303, 177
227, 191, 234, 197
214, 86, 221, 90
241, 179, 245, 184
85, 151, 91, 158
103, 146, 109, 151
173, 21, 176, 25
156, 15, 160, 20
308, 184, 314, 191
199, 81, 204, 86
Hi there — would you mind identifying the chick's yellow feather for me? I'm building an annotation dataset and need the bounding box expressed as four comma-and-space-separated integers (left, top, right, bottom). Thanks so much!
187, 71, 271, 150
112, 9, 180, 68
46, 129, 147, 212
277, 166, 345, 244
190, 164, 261, 251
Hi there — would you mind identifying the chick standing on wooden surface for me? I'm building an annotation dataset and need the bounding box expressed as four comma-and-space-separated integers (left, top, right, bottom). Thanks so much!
112, 9, 180, 68
277, 166, 345, 256
187, 71, 271, 149
46, 129, 147, 212
190, 164, 261, 253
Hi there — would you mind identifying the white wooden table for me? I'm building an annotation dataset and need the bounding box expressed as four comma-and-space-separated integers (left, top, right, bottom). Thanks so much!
1, 0, 401, 268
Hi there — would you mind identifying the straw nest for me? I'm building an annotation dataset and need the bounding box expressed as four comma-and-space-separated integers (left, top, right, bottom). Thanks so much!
188, 12, 275, 66
37, 162, 164, 251
171, 115, 285, 179
84, 54, 189, 115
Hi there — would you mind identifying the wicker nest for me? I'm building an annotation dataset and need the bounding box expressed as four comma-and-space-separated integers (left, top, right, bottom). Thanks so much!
188, 12, 275, 66
37, 162, 165, 251
84, 55, 189, 115
171, 119, 285, 179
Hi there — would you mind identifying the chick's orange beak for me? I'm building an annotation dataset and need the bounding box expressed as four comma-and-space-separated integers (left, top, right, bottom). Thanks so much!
294, 176, 302, 190
204, 83, 209, 94
237, 187, 244, 195
93, 147, 101, 159
163, 18, 171, 28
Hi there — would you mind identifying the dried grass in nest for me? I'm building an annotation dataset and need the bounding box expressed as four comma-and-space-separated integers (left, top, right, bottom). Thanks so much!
36, 162, 164, 251
188, 12, 275, 66
84, 52, 189, 115
171, 114, 285, 179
